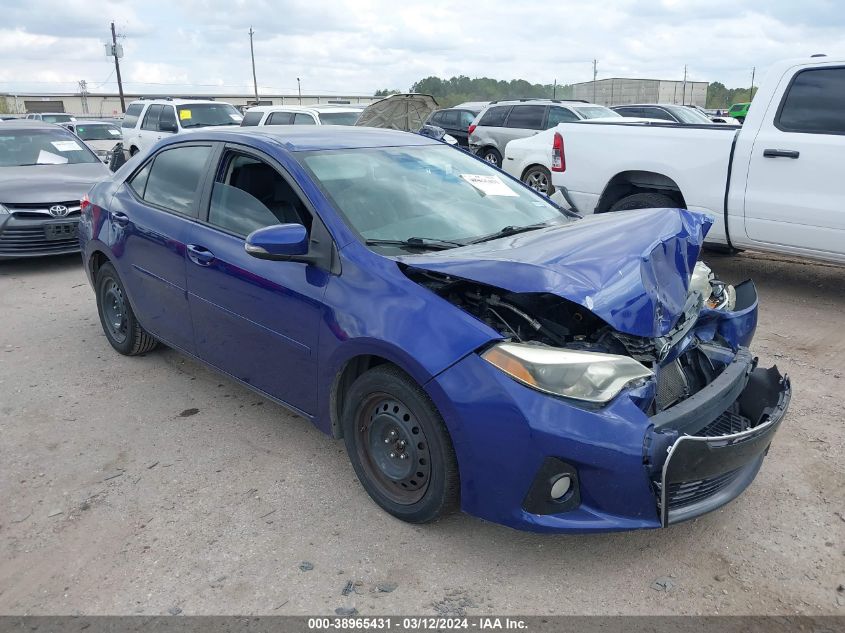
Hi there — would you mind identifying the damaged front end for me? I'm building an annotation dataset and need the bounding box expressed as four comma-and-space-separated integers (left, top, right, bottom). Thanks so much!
405, 260, 791, 526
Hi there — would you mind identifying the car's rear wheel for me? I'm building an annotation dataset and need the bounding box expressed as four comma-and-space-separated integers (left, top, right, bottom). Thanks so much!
481, 147, 502, 168
608, 191, 679, 212
95, 262, 157, 356
522, 165, 555, 195
342, 365, 459, 523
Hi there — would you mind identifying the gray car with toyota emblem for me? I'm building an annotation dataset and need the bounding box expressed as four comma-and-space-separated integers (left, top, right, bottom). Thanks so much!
0, 121, 110, 260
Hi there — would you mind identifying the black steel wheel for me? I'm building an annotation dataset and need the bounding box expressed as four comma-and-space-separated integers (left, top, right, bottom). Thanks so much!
342, 365, 459, 523
95, 261, 158, 356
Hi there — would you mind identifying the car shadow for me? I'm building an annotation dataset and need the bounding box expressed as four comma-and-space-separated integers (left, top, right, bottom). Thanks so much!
0, 253, 83, 277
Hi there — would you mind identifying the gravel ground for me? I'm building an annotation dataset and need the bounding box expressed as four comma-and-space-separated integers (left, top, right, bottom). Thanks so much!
0, 251, 842, 616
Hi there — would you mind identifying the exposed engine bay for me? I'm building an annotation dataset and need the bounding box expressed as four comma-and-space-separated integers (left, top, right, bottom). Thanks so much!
404, 261, 746, 414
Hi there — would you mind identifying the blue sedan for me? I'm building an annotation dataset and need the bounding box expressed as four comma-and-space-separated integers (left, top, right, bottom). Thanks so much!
79, 126, 790, 532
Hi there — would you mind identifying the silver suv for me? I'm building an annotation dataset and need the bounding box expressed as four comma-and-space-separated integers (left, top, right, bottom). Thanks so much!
468, 99, 620, 167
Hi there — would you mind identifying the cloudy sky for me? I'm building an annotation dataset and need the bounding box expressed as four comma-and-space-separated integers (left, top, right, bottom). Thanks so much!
1, 0, 843, 97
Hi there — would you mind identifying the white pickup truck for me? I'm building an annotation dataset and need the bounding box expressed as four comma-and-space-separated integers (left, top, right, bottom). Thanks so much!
502, 56, 845, 264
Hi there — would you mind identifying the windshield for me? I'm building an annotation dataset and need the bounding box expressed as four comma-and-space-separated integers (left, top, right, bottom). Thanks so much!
299, 145, 570, 248
177, 103, 243, 128
41, 114, 75, 123
572, 106, 620, 119
667, 106, 711, 124
318, 111, 361, 126
74, 123, 123, 140
0, 129, 100, 166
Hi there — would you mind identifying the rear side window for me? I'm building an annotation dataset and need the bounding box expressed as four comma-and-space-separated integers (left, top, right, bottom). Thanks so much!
141, 145, 212, 216
505, 105, 546, 130
478, 106, 511, 127
460, 111, 476, 127
122, 103, 144, 129
778, 67, 845, 134
442, 110, 459, 126
141, 104, 162, 131
267, 111, 293, 125
641, 107, 675, 121
129, 162, 152, 198
241, 111, 264, 126
546, 106, 579, 127
159, 106, 177, 130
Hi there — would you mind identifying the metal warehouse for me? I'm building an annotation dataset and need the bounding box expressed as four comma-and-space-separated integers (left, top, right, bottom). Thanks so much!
0, 92, 380, 117
571, 78, 708, 107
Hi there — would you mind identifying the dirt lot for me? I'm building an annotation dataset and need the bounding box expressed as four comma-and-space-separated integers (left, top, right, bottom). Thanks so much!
0, 251, 842, 616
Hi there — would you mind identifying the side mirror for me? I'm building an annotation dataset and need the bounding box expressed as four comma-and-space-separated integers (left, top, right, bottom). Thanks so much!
245, 223, 310, 261
159, 120, 178, 133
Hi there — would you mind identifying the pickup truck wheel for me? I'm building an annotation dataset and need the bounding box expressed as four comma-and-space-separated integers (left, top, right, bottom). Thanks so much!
609, 192, 680, 212
342, 365, 459, 524
481, 148, 502, 168
522, 165, 555, 195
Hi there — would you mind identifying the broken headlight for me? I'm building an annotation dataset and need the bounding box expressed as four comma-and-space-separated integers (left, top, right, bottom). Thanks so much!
482, 342, 653, 404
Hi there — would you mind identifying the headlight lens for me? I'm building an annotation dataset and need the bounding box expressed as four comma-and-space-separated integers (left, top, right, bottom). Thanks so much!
482, 342, 653, 403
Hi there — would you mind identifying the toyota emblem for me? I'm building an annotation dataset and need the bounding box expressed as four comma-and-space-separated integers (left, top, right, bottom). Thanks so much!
49, 205, 69, 217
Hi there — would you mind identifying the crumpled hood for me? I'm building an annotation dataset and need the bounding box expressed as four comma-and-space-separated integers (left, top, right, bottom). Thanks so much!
355, 93, 438, 132
398, 208, 713, 338
0, 162, 110, 204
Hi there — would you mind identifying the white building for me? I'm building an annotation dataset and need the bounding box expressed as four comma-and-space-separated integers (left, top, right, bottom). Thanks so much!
570, 78, 708, 107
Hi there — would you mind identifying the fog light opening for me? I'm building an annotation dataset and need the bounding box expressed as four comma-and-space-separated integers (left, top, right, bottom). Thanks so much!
550, 475, 572, 500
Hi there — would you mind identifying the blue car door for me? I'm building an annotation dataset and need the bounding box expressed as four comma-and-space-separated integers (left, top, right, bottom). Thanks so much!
184, 145, 329, 416
109, 143, 215, 352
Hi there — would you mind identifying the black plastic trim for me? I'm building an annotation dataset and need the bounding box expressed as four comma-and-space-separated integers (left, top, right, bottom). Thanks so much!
522, 457, 581, 515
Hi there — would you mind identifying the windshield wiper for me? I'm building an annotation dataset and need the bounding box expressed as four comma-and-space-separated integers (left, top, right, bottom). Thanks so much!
365, 237, 464, 251
466, 222, 549, 244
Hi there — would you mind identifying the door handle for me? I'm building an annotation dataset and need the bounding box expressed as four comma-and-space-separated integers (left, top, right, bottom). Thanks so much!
112, 211, 130, 226
763, 149, 800, 159
186, 244, 216, 266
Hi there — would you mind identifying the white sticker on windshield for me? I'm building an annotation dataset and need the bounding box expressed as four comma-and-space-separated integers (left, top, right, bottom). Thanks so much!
37, 150, 68, 164
460, 174, 518, 197
108, 128, 120, 135
51, 140, 82, 152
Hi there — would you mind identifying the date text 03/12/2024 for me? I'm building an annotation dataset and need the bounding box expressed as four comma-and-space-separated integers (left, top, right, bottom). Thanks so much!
307, 616, 529, 630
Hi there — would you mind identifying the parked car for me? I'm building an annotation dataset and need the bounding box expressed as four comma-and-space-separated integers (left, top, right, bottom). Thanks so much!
0, 115, 19, 121
727, 102, 751, 123
62, 120, 123, 163
121, 97, 243, 156
0, 120, 109, 259
528, 56, 845, 264
468, 99, 621, 167
425, 106, 482, 147
241, 104, 362, 127
79, 126, 789, 532
612, 103, 718, 124
25, 112, 76, 124
686, 105, 741, 125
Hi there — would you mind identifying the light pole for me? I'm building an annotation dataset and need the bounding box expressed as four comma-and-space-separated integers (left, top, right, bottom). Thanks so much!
297, 78, 302, 104
249, 27, 259, 104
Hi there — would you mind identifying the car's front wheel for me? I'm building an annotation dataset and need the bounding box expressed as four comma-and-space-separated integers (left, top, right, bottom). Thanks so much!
342, 365, 459, 523
522, 165, 555, 195
95, 261, 158, 356
481, 147, 502, 168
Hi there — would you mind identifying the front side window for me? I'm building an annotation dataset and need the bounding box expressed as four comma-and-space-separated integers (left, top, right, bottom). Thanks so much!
158, 106, 177, 131
298, 145, 569, 247
293, 113, 316, 125
778, 67, 845, 134
441, 110, 459, 127
0, 128, 100, 166
122, 103, 143, 128
266, 111, 293, 125
478, 106, 511, 127
460, 111, 477, 127
141, 104, 162, 131
141, 145, 212, 216
208, 153, 310, 236
177, 103, 243, 128
505, 105, 546, 130
317, 111, 360, 125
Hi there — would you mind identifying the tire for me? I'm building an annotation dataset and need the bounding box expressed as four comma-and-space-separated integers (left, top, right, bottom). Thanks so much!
95, 261, 158, 356
129, 146, 139, 157
341, 365, 459, 524
522, 165, 555, 196
480, 147, 502, 168
608, 191, 680, 213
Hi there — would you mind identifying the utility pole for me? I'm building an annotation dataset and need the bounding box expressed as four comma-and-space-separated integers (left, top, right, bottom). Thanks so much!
592, 59, 598, 104
297, 77, 302, 104
249, 27, 259, 104
749, 66, 756, 100
553, 78, 557, 99
681, 65, 687, 105
78, 80, 89, 114
110, 21, 125, 113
